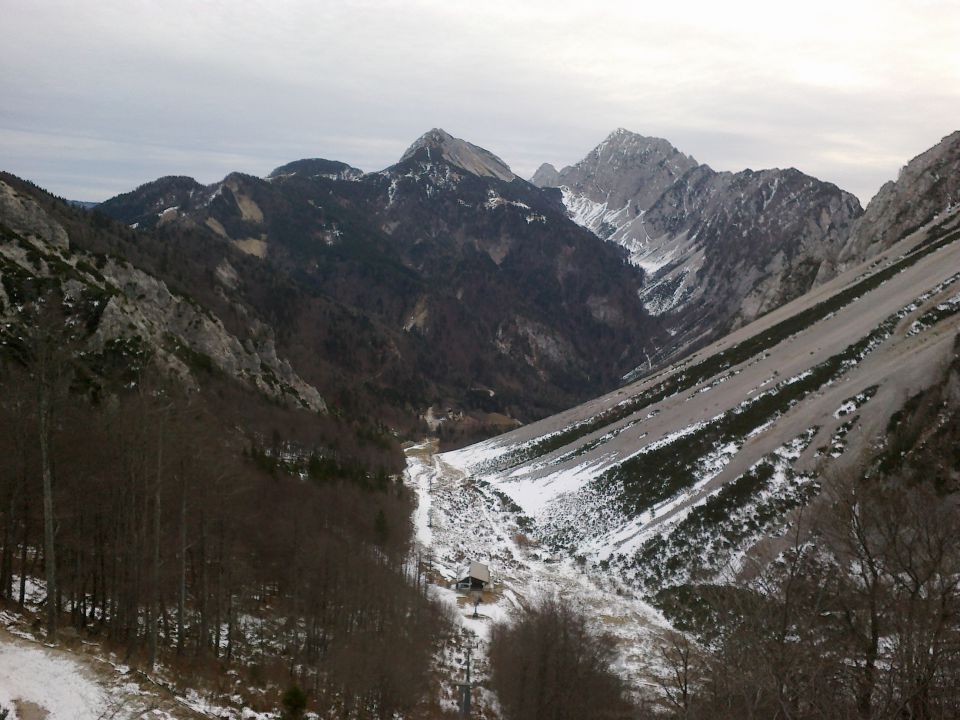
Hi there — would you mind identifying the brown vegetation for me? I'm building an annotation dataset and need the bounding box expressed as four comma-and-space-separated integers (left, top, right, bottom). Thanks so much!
489, 596, 639, 720
0, 296, 450, 717
655, 477, 960, 719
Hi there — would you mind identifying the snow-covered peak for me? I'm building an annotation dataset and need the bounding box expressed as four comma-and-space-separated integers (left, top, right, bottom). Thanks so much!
400, 128, 517, 182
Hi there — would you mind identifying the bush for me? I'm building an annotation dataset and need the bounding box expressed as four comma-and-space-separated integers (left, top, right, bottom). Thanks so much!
281, 684, 307, 719
489, 596, 639, 720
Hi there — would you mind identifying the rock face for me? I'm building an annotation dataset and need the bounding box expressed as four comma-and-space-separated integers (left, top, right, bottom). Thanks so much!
0, 179, 70, 250
530, 163, 560, 188
0, 177, 326, 412
535, 128, 698, 222
533, 129, 863, 352
400, 128, 517, 182
840, 131, 960, 265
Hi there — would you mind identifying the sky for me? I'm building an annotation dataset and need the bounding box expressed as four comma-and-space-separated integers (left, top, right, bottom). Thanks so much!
1, 0, 958, 204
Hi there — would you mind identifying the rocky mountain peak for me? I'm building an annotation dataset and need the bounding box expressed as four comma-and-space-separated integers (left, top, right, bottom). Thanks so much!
840, 130, 960, 265
530, 162, 560, 187
533, 128, 699, 215
530, 130, 865, 352
400, 128, 516, 182
593, 127, 692, 163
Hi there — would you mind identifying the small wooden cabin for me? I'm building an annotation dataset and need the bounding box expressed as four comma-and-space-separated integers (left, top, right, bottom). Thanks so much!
456, 561, 490, 591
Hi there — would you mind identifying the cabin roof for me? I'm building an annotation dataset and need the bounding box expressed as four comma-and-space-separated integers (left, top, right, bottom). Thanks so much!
460, 561, 490, 583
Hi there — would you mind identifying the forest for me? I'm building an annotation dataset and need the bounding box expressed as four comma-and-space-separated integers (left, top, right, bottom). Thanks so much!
0, 292, 451, 718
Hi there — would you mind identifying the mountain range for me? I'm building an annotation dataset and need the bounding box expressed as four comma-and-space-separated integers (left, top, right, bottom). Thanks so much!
533, 129, 866, 355
443, 129, 960, 617
3, 123, 960, 717
91, 129, 670, 444
6, 127, 960, 449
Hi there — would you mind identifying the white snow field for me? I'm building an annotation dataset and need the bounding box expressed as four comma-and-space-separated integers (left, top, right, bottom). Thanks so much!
0, 630, 108, 720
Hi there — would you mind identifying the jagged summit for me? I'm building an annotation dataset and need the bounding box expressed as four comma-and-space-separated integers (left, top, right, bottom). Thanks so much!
530, 128, 699, 214
575, 129, 698, 194
399, 128, 516, 182
594, 127, 692, 159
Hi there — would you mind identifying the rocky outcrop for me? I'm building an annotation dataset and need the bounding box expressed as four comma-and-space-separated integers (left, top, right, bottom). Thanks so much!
0, 183, 326, 412
93, 258, 326, 411
400, 128, 517, 182
840, 131, 960, 264
533, 130, 863, 349
0, 180, 70, 250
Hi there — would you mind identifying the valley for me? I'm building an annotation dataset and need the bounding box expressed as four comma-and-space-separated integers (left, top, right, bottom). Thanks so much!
2, 124, 960, 718
3, 1, 960, 716
404, 440, 670, 706
390, 203, 960, 718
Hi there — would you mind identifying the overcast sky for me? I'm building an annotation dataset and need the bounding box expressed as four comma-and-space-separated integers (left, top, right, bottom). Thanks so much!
2, 0, 958, 203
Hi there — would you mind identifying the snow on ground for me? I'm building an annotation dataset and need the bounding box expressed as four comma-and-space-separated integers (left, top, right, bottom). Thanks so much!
404, 440, 672, 703
0, 607, 276, 720
0, 627, 109, 720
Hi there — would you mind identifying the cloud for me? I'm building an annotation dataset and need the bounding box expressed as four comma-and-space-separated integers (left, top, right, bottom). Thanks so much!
1, 0, 957, 202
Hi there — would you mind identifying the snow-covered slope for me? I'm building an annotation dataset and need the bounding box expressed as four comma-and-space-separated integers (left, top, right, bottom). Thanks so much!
440, 207, 960, 601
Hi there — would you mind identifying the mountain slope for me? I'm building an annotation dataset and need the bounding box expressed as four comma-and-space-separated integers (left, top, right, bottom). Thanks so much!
0, 175, 324, 413
533, 129, 863, 354
96, 130, 668, 439
442, 202, 960, 603
840, 130, 960, 265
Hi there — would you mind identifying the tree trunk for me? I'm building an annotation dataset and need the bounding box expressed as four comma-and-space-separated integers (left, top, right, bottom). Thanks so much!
19, 505, 29, 609
178, 474, 187, 656
39, 377, 58, 643
147, 417, 163, 669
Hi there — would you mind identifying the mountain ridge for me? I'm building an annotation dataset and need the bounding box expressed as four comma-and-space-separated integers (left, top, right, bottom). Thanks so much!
532, 128, 864, 355
93, 129, 666, 442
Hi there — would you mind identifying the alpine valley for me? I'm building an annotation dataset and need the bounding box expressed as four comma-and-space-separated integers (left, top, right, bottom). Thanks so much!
2, 126, 960, 718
